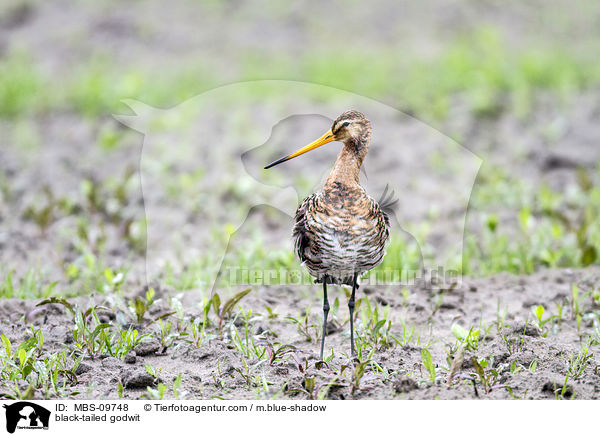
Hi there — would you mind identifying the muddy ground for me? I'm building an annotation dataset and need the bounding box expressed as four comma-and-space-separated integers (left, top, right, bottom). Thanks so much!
1, 0, 600, 400
1, 267, 599, 399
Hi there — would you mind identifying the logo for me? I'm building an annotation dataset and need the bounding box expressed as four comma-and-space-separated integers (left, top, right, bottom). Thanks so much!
115, 81, 481, 293
2, 402, 50, 433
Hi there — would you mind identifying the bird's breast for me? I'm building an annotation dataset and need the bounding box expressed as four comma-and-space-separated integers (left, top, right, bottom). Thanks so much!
299, 183, 388, 281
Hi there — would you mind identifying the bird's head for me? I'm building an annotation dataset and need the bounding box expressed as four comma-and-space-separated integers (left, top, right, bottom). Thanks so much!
264, 110, 371, 169
329, 110, 371, 143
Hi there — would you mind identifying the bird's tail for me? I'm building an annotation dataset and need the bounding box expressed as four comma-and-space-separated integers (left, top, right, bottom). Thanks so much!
378, 184, 399, 218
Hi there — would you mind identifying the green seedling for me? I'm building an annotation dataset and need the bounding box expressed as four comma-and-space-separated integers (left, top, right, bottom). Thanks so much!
21, 186, 62, 235
471, 356, 505, 395
567, 337, 594, 380
503, 333, 525, 355
144, 364, 158, 378
421, 348, 436, 383
210, 288, 252, 331
285, 308, 319, 343
106, 328, 148, 359
451, 324, 480, 351
529, 359, 538, 373
155, 320, 175, 351
291, 373, 343, 400
495, 299, 509, 332
145, 383, 167, 400
265, 306, 278, 319
359, 297, 393, 349
173, 374, 183, 399
258, 339, 296, 366
391, 319, 418, 347
234, 359, 262, 388
531, 305, 553, 336
0, 333, 78, 400
350, 358, 372, 397
571, 283, 581, 320
211, 359, 233, 389
446, 345, 464, 387
72, 306, 111, 358
401, 288, 411, 306
2, 271, 58, 299
502, 318, 529, 355
228, 310, 266, 360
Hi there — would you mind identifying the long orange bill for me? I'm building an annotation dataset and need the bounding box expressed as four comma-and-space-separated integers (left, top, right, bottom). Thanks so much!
264, 129, 334, 169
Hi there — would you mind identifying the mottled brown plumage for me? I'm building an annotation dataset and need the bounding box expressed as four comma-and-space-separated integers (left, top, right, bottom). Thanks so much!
265, 110, 390, 358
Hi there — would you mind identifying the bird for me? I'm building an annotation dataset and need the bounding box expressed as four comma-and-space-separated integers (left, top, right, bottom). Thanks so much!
264, 110, 390, 360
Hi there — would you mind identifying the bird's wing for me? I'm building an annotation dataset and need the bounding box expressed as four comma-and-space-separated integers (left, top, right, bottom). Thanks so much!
292, 193, 317, 264
370, 193, 391, 247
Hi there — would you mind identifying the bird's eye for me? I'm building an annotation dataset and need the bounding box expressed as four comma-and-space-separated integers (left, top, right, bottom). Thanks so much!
342, 121, 350, 127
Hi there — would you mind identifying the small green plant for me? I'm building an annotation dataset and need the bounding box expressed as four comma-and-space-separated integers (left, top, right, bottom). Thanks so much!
567, 338, 594, 380
210, 288, 252, 332
359, 297, 393, 349
228, 309, 266, 360
233, 359, 261, 388
144, 364, 158, 378
421, 348, 436, 383
145, 383, 167, 400
529, 359, 538, 373
531, 305, 553, 336
70, 305, 112, 358
350, 358, 372, 397
503, 319, 529, 355
286, 308, 319, 343
130, 287, 155, 324
259, 339, 296, 366
0, 333, 79, 399
451, 324, 480, 351
471, 356, 504, 395
1, 271, 58, 299
173, 374, 183, 399
391, 318, 419, 347
495, 299, 509, 332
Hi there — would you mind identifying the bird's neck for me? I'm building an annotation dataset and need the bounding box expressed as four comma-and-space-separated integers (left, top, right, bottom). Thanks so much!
325, 137, 368, 187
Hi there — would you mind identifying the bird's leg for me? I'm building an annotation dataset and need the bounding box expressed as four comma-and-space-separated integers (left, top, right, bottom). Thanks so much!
349, 273, 358, 357
320, 277, 330, 361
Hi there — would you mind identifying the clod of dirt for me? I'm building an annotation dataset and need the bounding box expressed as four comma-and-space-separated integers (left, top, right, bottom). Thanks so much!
172, 348, 211, 362
124, 354, 137, 364
542, 380, 574, 399
393, 375, 419, 394
439, 301, 459, 310
510, 350, 537, 367
494, 352, 510, 364
134, 341, 160, 356
512, 323, 541, 337
274, 366, 289, 375
75, 362, 92, 375
375, 295, 389, 306
98, 313, 115, 324
101, 357, 122, 368
123, 368, 157, 389
325, 321, 339, 335
541, 154, 580, 171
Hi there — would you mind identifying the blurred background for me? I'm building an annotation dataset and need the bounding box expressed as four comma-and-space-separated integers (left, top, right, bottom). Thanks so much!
1, 0, 600, 297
